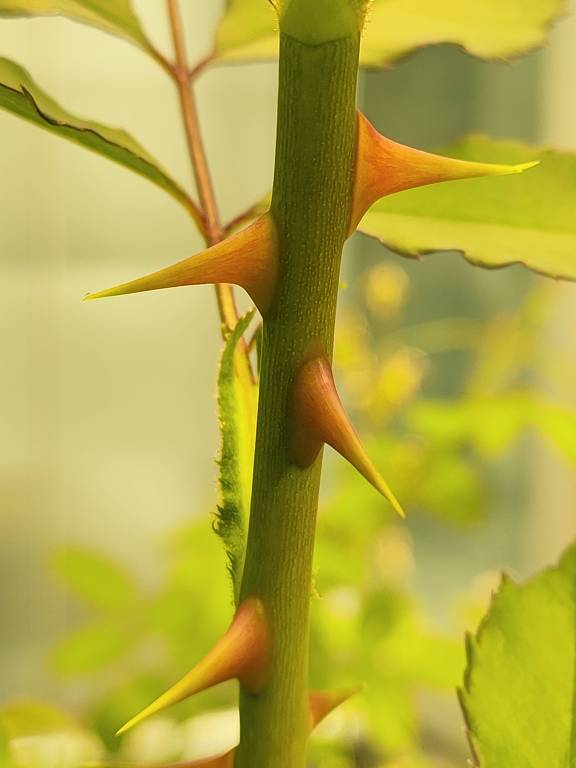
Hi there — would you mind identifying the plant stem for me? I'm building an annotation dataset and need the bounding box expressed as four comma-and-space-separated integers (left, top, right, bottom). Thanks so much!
166, 0, 240, 333
235, 31, 360, 768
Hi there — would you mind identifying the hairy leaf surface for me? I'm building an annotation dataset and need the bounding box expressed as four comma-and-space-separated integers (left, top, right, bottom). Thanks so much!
460, 544, 576, 767
0, 57, 198, 221
0, 0, 152, 51
359, 136, 576, 281
215, 0, 564, 66
215, 311, 258, 601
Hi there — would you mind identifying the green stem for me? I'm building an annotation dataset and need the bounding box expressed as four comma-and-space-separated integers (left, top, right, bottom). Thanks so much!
235, 30, 360, 768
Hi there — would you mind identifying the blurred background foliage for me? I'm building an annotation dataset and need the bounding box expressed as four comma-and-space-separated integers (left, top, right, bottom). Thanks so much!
1, 1, 576, 767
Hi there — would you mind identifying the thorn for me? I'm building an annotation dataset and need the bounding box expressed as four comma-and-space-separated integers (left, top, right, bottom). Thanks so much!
116, 598, 270, 736
85, 214, 278, 315
290, 356, 404, 517
350, 111, 539, 231
309, 685, 363, 730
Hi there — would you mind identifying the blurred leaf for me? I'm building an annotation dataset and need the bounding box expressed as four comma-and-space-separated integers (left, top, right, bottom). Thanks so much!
0, 0, 153, 52
214, 311, 258, 600
409, 396, 528, 454
0, 701, 75, 739
410, 394, 576, 465
364, 683, 416, 753
0, 703, 103, 768
383, 757, 451, 768
215, 0, 564, 65
0, 58, 200, 225
10, 729, 103, 768
152, 522, 231, 667
215, 0, 277, 62
363, 594, 464, 690
91, 674, 172, 752
53, 548, 138, 611
415, 450, 485, 525
51, 622, 137, 675
359, 137, 576, 281
310, 574, 464, 755
460, 543, 576, 766
532, 401, 576, 468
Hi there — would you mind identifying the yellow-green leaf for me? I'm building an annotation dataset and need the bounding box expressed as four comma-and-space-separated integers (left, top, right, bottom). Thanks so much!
0, 0, 152, 52
409, 394, 576, 465
359, 136, 576, 281
460, 543, 576, 767
0, 701, 75, 740
53, 548, 138, 611
214, 311, 258, 602
214, 0, 564, 66
0, 57, 201, 227
215, 0, 278, 63
51, 622, 137, 675
361, 0, 564, 67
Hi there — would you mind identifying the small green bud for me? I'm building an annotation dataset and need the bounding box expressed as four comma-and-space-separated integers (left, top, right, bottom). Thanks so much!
279, 0, 368, 45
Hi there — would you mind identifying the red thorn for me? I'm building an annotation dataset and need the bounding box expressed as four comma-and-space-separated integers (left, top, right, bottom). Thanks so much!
117, 598, 270, 736
85, 214, 278, 315
309, 685, 362, 730
350, 111, 538, 232
290, 356, 404, 516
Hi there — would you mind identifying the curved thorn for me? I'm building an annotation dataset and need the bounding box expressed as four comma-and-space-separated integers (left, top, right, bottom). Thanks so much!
290, 356, 404, 517
350, 111, 539, 232
309, 685, 363, 730
116, 598, 270, 736
85, 214, 278, 315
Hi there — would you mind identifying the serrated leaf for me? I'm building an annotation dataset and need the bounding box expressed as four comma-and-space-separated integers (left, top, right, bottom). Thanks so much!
0, 0, 152, 53
0, 57, 200, 225
359, 136, 576, 281
214, 311, 258, 602
460, 543, 576, 767
51, 622, 137, 675
53, 548, 138, 611
214, 0, 564, 66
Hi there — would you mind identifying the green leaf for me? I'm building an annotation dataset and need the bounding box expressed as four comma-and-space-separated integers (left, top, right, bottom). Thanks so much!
360, 0, 564, 66
460, 543, 576, 767
53, 547, 138, 611
532, 401, 576, 468
359, 136, 576, 282
0, 0, 152, 53
215, 0, 278, 63
214, 311, 258, 601
409, 394, 576, 464
51, 622, 137, 675
0, 57, 200, 225
0, 701, 76, 739
214, 0, 564, 66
